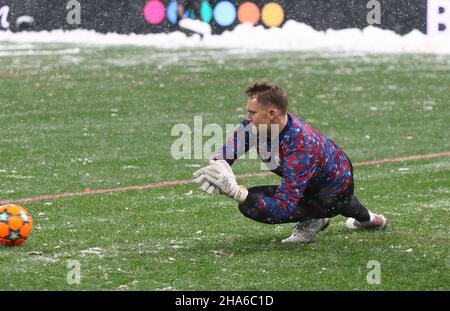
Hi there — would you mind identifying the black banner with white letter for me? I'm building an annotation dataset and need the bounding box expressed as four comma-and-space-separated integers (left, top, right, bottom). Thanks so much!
0, 291, 445, 310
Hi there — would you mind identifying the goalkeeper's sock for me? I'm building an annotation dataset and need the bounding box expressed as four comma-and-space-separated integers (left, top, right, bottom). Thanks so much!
361, 211, 377, 224
360, 211, 379, 225
368, 211, 377, 223
341, 195, 370, 222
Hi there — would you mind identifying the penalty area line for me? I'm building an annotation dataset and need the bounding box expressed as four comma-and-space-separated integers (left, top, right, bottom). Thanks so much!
1, 151, 449, 205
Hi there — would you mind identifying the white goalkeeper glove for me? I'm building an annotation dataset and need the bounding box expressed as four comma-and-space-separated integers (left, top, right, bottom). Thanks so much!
193, 159, 234, 195
193, 160, 248, 203
193, 164, 216, 195
200, 180, 216, 195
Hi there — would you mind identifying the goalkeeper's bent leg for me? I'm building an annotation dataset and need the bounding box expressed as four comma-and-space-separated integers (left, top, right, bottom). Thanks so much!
238, 185, 371, 224
238, 185, 280, 224
238, 185, 338, 224
339, 195, 370, 222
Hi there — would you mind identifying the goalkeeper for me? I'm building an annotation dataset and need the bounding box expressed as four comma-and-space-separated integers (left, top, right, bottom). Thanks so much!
194, 82, 387, 243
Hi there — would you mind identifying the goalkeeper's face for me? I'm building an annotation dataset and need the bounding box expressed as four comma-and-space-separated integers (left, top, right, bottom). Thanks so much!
246, 97, 279, 135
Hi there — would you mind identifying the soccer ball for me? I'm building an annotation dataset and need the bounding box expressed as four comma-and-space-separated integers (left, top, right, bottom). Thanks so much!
0, 205, 33, 246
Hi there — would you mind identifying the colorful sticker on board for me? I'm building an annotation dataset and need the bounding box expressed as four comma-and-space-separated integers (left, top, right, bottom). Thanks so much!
144, 0, 166, 25
213, 1, 237, 27
238, 2, 260, 26
261, 2, 284, 28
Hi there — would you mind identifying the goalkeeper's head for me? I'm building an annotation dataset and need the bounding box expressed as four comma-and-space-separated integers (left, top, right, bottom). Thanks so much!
244, 82, 288, 135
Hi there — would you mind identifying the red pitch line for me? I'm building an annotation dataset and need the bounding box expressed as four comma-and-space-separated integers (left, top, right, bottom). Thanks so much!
1, 151, 449, 205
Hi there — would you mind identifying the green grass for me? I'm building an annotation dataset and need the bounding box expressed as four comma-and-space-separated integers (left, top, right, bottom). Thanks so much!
0, 44, 449, 290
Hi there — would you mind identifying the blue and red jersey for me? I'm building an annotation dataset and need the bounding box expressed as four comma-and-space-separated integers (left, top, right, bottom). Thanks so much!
213, 112, 353, 221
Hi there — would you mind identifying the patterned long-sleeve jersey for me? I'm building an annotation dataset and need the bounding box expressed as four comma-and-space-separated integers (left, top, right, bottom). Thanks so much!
212, 112, 353, 222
